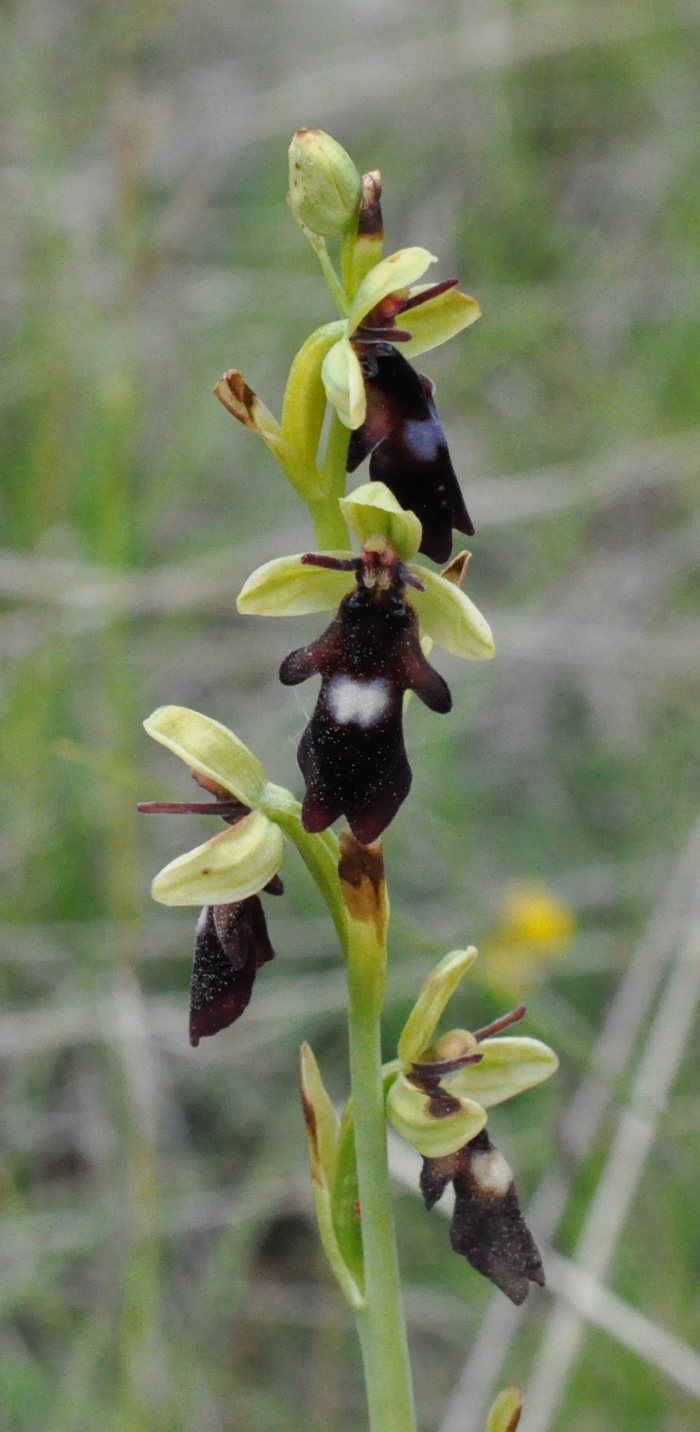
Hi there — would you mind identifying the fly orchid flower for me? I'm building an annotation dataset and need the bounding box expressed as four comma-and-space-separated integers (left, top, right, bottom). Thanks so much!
320, 246, 480, 432
279, 543, 451, 844
385, 946, 558, 1302
138, 707, 287, 1040
237, 485, 494, 843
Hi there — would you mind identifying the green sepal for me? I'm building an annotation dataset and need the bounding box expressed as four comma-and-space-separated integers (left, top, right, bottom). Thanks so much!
411, 568, 495, 660
299, 1044, 365, 1311
151, 809, 284, 907
397, 947, 478, 1064
400, 285, 481, 360
143, 705, 267, 807
321, 337, 366, 428
386, 1072, 486, 1158
237, 552, 353, 618
330, 1103, 365, 1291
346, 247, 436, 334
441, 1035, 559, 1108
340, 482, 422, 561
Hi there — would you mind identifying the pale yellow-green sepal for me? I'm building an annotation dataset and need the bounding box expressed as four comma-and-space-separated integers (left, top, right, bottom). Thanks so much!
444, 1036, 559, 1109
412, 567, 495, 660
347, 247, 437, 333
144, 705, 267, 807
321, 337, 366, 428
398, 947, 478, 1064
485, 1384, 523, 1432
151, 810, 284, 907
386, 1072, 486, 1158
340, 482, 422, 561
401, 286, 482, 360
237, 553, 353, 617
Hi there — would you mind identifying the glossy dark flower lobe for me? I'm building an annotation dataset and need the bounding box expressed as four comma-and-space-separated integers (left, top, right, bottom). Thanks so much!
347, 340, 474, 565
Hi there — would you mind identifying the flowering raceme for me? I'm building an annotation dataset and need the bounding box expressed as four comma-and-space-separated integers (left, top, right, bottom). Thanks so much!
139, 129, 560, 1429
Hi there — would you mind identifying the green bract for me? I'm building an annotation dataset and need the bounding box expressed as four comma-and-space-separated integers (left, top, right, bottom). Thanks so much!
144, 706, 284, 907
236, 485, 495, 662
319, 247, 481, 428
385, 946, 558, 1160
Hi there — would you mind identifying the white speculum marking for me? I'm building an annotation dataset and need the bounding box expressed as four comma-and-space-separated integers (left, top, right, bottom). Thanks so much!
404, 418, 440, 460
327, 675, 391, 728
471, 1150, 512, 1196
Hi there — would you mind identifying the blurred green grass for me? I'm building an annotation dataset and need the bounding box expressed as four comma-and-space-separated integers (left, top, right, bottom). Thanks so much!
2, 0, 700, 1428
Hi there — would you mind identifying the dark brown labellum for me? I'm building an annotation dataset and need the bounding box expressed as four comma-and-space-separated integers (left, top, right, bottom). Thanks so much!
347, 341, 474, 564
279, 580, 451, 844
420, 1128, 545, 1305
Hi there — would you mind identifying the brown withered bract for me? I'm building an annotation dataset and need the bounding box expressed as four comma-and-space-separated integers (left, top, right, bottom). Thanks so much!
420, 1127, 544, 1305
279, 550, 451, 844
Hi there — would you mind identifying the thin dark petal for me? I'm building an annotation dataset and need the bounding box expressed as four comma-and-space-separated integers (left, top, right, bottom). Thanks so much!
448, 1130, 544, 1305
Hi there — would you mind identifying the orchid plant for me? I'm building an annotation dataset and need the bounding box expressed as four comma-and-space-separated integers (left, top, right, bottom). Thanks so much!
139, 129, 557, 1432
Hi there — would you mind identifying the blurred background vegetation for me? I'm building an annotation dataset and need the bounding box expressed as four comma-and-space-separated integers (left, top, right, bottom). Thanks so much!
2, 0, 700, 1428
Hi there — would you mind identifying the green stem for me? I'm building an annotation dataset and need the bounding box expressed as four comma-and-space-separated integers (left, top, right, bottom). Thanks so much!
307, 492, 351, 549
346, 917, 416, 1432
304, 229, 350, 316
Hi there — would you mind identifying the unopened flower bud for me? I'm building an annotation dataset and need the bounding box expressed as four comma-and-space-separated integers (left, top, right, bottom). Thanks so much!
288, 128, 362, 237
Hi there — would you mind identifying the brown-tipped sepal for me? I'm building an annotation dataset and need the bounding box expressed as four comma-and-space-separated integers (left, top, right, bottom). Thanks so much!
421, 1128, 544, 1305
485, 1384, 523, 1432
